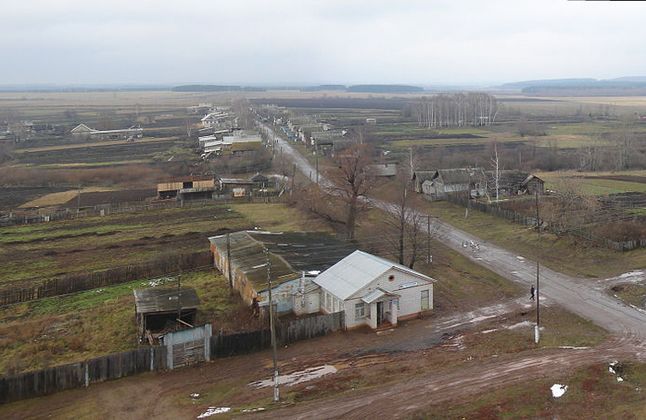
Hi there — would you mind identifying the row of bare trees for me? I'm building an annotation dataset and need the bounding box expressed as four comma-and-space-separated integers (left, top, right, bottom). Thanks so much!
411, 93, 499, 128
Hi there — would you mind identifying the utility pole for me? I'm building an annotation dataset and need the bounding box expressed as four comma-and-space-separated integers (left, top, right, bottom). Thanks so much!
176, 270, 182, 328
226, 232, 233, 291
534, 190, 541, 344
427, 215, 432, 264
315, 139, 319, 185
77, 184, 82, 214
264, 247, 280, 402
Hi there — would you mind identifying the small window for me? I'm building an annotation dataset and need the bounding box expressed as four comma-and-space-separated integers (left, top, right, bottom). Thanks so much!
388, 274, 395, 281
421, 290, 430, 310
355, 302, 366, 319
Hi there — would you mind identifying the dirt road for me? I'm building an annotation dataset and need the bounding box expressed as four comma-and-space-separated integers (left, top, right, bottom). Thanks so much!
260, 122, 646, 338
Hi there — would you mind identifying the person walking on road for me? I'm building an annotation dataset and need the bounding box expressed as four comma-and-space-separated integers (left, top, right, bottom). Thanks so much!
530, 285, 535, 301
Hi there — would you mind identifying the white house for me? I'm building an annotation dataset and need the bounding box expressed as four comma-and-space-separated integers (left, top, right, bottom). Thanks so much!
296, 250, 435, 329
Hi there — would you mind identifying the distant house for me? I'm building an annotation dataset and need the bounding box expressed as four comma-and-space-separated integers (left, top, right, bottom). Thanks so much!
488, 171, 545, 197
367, 163, 398, 178
201, 112, 231, 129
365, 118, 377, 125
217, 178, 255, 197
208, 231, 356, 314
157, 177, 216, 200
298, 250, 435, 329
412, 170, 436, 193
71, 123, 143, 140
200, 132, 262, 158
422, 168, 487, 200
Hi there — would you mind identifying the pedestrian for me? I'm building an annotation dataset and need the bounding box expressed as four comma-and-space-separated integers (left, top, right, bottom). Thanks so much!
530, 285, 535, 301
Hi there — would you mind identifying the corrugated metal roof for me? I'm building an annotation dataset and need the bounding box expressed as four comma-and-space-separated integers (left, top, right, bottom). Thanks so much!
313, 250, 433, 300
134, 287, 200, 314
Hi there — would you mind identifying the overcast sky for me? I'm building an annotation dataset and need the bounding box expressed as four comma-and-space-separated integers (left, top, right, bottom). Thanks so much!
1, 0, 646, 86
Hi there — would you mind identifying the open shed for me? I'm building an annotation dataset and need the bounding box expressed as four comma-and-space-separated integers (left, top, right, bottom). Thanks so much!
134, 287, 200, 342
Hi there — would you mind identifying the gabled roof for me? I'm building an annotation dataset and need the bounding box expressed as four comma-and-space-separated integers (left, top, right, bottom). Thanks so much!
313, 250, 433, 300
71, 123, 96, 133
435, 168, 486, 185
413, 170, 435, 183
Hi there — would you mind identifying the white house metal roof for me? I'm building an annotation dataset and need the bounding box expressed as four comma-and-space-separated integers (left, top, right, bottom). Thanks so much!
313, 250, 433, 300
361, 288, 399, 304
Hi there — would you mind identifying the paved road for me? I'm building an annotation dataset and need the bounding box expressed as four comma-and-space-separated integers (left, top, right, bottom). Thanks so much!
260, 123, 646, 339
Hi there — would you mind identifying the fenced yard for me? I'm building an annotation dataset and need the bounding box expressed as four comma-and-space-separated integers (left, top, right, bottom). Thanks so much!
0, 312, 345, 404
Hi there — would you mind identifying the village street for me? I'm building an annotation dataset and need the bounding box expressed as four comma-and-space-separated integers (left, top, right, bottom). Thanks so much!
260, 123, 646, 340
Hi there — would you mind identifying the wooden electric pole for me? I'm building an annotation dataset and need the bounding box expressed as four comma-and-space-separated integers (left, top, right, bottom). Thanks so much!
176, 270, 182, 328
427, 215, 432, 264
535, 190, 541, 344
264, 247, 280, 402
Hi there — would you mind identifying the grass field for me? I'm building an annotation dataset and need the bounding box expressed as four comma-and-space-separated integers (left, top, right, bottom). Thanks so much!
0, 202, 328, 285
539, 170, 646, 195
0, 270, 250, 375
418, 199, 646, 279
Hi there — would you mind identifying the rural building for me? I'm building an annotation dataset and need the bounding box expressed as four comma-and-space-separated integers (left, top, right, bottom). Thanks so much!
298, 251, 434, 329
208, 231, 355, 314
365, 118, 377, 125
412, 170, 436, 193
157, 177, 216, 200
200, 132, 262, 158
134, 287, 200, 343
488, 171, 545, 197
71, 123, 143, 140
367, 163, 398, 178
422, 168, 487, 201
217, 178, 255, 197
201, 111, 231, 129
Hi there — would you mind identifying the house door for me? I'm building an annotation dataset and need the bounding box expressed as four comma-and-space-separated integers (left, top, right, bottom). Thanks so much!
377, 302, 384, 325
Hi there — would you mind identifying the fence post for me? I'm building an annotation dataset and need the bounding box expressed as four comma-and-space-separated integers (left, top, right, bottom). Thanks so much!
84, 362, 89, 388
150, 347, 154, 371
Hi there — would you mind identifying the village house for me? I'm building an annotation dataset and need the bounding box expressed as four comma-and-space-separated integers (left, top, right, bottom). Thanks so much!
200, 132, 262, 158
488, 170, 545, 197
201, 111, 231, 129
367, 163, 398, 178
296, 250, 435, 329
71, 123, 143, 140
365, 117, 377, 125
208, 231, 355, 314
412, 170, 436, 193
421, 167, 487, 201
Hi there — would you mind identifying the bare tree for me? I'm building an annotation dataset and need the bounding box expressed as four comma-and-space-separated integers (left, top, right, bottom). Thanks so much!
329, 144, 375, 239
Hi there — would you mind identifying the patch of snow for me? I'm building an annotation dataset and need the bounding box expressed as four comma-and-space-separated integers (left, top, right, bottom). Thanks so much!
609, 360, 619, 374
510, 271, 519, 276
558, 346, 590, 350
516, 256, 525, 261
241, 408, 266, 413
617, 377, 624, 382
505, 321, 533, 330
249, 365, 337, 388
470, 314, 498, 323
197, 407, 231, 418
551, 384, 568, 398
190, 393, 200, 399
307, 270, 321, 275
480, 328, 499, 334
146, 277, 174, 287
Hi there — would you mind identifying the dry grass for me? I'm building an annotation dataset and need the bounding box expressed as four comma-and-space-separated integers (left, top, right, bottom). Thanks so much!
18, 187, 114, 208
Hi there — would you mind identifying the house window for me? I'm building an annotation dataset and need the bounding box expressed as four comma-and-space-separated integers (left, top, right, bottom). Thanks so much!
355, 302, 366, 319
421, 290, 430, 310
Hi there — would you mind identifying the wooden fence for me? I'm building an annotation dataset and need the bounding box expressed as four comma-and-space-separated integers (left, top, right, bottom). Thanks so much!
0, 313, 345, 404
443, 194, 645, 252
0, 195, 286, 227
0, 251, 212, 306
0, 346, 167, 404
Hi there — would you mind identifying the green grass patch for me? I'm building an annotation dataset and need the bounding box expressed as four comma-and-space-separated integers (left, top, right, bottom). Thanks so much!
423, 200, 646, 278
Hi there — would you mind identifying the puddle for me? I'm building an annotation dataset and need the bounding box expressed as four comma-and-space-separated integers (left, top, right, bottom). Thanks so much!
249, 365, 337, 388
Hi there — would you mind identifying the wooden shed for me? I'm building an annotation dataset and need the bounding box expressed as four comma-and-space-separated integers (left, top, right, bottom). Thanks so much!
134, 287, 200, 343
